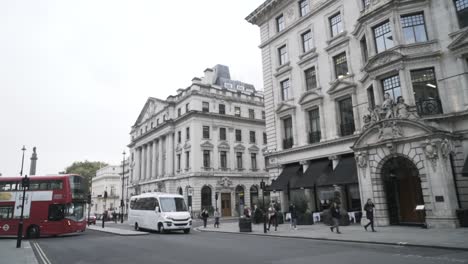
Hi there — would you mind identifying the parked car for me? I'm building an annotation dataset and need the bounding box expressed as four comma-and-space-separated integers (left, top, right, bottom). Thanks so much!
87, 215, 97, 225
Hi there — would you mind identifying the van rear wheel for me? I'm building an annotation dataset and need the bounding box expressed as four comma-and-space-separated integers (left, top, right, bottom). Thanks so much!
134, 223, 140, 231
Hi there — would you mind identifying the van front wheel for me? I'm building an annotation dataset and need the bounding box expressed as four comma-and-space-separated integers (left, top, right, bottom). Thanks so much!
134, 223, 140, 231
158, 223, 166, 234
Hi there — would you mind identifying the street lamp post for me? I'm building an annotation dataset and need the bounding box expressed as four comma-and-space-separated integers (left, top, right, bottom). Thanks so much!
121, 151, 125, 224
17, 146, 28, 248
260, 179, 267, 234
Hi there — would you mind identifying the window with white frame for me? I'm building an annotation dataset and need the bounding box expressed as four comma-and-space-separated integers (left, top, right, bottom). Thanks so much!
305, 67, 317, 90
333, 52, 348, 78
401, 13, 428, 44
299, 0, 310, 17
373, 20, 394, 53
276, 14, 285, 32
278, 45, 288, 65
329, 13, 343, 37
281, 79, 290, 101
301, 30, 313, 53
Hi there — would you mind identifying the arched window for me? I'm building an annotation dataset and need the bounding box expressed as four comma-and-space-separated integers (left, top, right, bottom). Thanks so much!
201, 186, 212, 210
178, 187, 183, 195
250, 186, 259, 208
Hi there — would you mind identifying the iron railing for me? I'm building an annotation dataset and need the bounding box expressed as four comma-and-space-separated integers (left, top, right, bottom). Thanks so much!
340, 122, 355, 136
308, 131, 321, 144
283, 138, 294, 149
416, 98, 443, 116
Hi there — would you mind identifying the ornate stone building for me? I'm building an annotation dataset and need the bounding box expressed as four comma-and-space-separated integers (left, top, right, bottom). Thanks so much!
127, 65, 268, 217
247, 0, 468, 227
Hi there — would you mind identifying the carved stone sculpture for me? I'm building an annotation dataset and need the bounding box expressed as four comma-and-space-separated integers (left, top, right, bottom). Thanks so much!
355, 151, 368, 168
440, 138, 451, 159
422, 139, 438, 170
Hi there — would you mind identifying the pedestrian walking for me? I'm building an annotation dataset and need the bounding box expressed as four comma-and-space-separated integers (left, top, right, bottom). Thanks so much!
214, 208, 220, 228
329, 202, 341, 234
289, 203, 297, 230
112, 211, 117, 223
201, 209, 209, 228
267, 204, 277, 231
363, 199, 376, 232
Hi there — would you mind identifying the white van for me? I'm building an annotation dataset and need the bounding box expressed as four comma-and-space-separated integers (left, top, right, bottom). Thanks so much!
128, 193, 192, 234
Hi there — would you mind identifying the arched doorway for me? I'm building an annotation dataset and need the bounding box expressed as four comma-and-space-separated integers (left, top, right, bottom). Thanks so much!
381, 156, 425, 225
235, 185, 245, 216
201, 186, 212, 211
177, 187, 183, 195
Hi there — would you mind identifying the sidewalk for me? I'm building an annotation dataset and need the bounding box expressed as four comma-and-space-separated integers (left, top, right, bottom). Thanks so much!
197, 221, 468, 251
87, 224, 149, 236
0, 239, 38, 264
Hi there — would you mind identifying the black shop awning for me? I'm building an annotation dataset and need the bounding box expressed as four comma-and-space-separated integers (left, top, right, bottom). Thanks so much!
462, 156, 468, 177
316, 156, 358, 186
269, 163, 302, 191
292, 159, 331, 189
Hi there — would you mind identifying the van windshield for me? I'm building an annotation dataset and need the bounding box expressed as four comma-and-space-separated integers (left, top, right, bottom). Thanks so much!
159, 197, 187, 212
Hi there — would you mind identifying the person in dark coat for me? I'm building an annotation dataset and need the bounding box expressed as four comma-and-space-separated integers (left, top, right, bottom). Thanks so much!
289, 204, 298, 230
201, 209, 209, 228
330, 202, 341, 234
363, 199, 376, 232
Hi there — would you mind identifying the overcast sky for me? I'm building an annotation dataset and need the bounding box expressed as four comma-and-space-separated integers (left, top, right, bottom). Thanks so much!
0, 0, 265, 176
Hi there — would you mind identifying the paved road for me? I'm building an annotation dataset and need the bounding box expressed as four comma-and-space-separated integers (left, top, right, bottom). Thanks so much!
32, 229, 468, 264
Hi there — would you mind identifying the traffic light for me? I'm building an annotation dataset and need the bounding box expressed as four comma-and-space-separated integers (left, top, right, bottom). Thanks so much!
87, 194, 91, 204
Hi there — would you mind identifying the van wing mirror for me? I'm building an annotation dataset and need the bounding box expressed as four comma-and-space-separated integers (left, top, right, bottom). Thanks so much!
155, 206, 160, 212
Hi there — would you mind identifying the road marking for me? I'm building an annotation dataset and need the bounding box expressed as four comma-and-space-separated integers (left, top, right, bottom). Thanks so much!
32, 242, 52, 264
392, 253, 467, 263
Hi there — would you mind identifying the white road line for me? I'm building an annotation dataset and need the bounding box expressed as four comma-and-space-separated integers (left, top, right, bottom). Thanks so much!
32, 242, 52, 264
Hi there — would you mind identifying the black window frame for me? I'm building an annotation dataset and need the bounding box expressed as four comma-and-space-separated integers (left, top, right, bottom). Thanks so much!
278, 45, 288, 65
401, 12, 428, 44
220, 151, 227, 169
248, 109, 255, 119
381, 75, 402, 101
308, 108, 321, 143
263, 132, 267, 145
329, 13, 343, 37
281, 79, 290, 101
236, 152, 243, 169
373, 20, 394, 53
202, 126, 210, 139
249, 131, 256, 144
203, 150, 211, 168
299, 0, 310, 17
235, 129, 242, 142
202, 101, 209, 112
234, 107, 241, 117
338, 97, 355, 136
219, 104, 226, 115
177, 108, 181, 117
276, 14, 285, 32
305, 67, 317, 90
251, 153, 258, 170
301, 30, 313, 53
177, 131, 181, 143
186, 127, 190, 140
454, 0, 468, 28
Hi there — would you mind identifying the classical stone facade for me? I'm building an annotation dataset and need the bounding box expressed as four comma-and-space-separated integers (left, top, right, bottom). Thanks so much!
247, 0, 468, 227
127, 65, 268, 217
91, 164, 128, 218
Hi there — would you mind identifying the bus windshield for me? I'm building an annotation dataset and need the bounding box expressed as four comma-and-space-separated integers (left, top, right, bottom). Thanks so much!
69, 175, 87, 200
159, 197, 187, 212
65, 202, 85, 221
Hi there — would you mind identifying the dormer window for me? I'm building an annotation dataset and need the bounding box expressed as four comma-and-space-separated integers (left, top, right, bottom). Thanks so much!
237, 85, 244, 90
299, 0, 310, 17
276, 14, 285, 32
224, 83, 233, 89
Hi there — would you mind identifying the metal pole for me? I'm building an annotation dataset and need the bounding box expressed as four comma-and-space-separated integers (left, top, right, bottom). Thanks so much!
121, 151, 125, 223
16, 146, 26, 248
261, 179, 267, 233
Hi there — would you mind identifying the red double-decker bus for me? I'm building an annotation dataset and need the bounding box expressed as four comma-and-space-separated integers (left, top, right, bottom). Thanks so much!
0, 174, 87, 238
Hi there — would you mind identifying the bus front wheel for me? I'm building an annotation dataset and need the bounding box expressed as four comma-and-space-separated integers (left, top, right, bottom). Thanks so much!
27, 225, 40, 239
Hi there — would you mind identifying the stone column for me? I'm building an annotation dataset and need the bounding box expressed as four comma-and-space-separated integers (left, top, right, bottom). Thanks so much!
134, 148, 141, 181
152, 139, 157, 179
229, 128, 236, 169
351, 92, 361, 133
167, 133, 174, 176
372, 79, 382, 106
161, 136, 166, 176
147, 142, 152, 179
399, 68, 413, 105
319, 105, 326, 142
158, 138, 163, 177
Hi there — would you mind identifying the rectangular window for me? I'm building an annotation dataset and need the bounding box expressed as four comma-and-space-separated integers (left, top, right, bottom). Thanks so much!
251, 153, 257, 170
281, 79, 290, 101
382, 75, 401, 101
305, 67, 317, 90
186, 127, 190, 140
249, 109, 255, 119
283, 117, 293, 149
361, 36, 369, 63
0, 206, 14, 219
308, 108, 321, 143
329, 13, 343, 37
156, 119, 159, 125
178, 131, 181, 143
401, 13, 428, 44
177, 108, 181, 117
219, 104, 225, 115
203, 126, 210, 139
333, 52, 348, 78
454, 0, 468, 28
177, 154, 181, 172
367, 86, 376, 109
219, 127, 227, 140
235, 129, 242, 142
411, 68, 442, 115
373, 21, 394, 53
276, 14, 285, 32
234, 107, 241, 117
250, 131, 256, 143
278, 45, 288, 65
236, 152, 243, 169
203, 150, 210, 168
301, 30, 313, 53
338, 97, 355, 136
299, 0, 310, 17
263, 132, 267, 145
262, 111, 266, 120
185, 151, 190, 169
363, 0, 370, 8
220, 151, 227, 169
202, 102, 209, 112
186, 103, 189, 113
